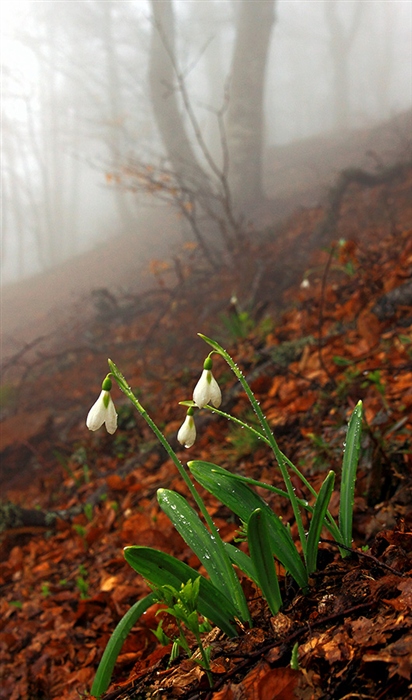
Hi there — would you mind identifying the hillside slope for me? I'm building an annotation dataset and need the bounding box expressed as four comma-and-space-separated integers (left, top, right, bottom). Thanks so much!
2, 110, 411, 354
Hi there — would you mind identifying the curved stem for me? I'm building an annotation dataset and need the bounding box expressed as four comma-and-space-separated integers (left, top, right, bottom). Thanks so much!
198, 335, 307, 556
199, 403, 343, 543
194, 632, 213, 686
108, 359, 250, 623
204, 401, 342, 542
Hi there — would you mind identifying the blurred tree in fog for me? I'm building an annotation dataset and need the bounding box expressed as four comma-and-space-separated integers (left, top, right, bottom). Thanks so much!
324, 0, 365, 131
226, 0, 275, 212
101, 0, 137, 231
2, 3, 80, 274
149, 0, 275, 215
2, 1, 152, 276
2, 0, 410, 281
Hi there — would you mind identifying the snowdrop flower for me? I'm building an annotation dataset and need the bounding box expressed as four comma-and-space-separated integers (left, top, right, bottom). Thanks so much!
86, 376, 118, 434
193, 356, 222, 409
177, 408, 196, 448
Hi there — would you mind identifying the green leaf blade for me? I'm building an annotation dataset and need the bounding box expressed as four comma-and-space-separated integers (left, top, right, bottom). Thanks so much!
306, 471, 335, 576
91, 592, 157, 697
124, 545, 239, 638
189, 460, 308, 589
157, 488, 246, 616
223, 543, 258, 585
247, 508, 282, 615
197, 333, 226, 355
339, 401, 363, 550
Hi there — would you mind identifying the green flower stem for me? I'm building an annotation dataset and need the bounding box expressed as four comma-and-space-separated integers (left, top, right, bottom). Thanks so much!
211, 462, 341, 543
207, 391, 342, 545
182, 401, 343, 544
176, 623, 191, 656
193, 632, 213, 686
108, 361, 203, 514
108, 359, 250, 624
281, 452, 342, 543
198, 335, 307, 556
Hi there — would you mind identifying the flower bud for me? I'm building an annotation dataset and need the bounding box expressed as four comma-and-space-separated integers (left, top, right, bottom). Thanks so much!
193, 358, 221, 409
177, 408, 196, 448
86, 377, 117, 434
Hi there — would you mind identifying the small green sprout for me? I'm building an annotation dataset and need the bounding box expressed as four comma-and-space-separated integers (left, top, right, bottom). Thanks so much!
76, 565, 89, 599
76, 576, 89, 599
290, 641, 300, 670
41, 582, 51, 598
73, 524, 87, 539
84, 503, 93, 522
151, 578, 213, 685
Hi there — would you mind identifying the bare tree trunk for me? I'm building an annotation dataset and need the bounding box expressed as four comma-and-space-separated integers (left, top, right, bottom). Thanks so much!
102, 0, 136, 232
147, 0, 276, 253
39, 10, 67, 268
374, 1, 394, 117
324, 0, 365, 131
2, 122, 26, 276
226, 0, 276, 214
148, 0, 206, 192
148, 0, 233, 263
186, 0, 226, 165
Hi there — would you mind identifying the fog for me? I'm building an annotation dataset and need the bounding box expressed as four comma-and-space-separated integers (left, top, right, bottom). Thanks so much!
2, 0, 411, 283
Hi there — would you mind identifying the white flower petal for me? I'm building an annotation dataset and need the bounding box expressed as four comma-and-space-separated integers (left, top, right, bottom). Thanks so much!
86, 390, 107, 431
104, 396, 118, 434
208, 375, 222, 408
86, 410, 104, 431
193, 368, 222, 408
177, 415, 196, 448
86, 390, 118, 434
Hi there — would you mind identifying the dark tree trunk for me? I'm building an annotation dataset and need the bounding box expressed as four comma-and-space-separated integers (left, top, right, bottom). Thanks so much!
226, 0, 276, 214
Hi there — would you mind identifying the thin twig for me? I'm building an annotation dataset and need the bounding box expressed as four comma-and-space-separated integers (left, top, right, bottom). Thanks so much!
317, 243, 338, 387
319, 538, 404, 576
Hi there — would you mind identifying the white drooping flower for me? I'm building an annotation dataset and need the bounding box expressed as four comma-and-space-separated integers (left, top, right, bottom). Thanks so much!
86, 376, 118, 434
193, 357, 222, 409
177, 410, 196, 448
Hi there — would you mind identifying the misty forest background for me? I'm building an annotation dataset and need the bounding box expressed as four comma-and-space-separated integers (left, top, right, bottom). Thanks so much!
2, 3, 412, 697
2, 0, 411, 285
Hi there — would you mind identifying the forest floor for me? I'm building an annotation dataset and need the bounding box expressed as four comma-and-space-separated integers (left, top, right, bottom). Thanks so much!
1, 156, 412, 699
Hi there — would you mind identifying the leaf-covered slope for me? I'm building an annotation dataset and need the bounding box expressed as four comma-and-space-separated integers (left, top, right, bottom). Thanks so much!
0, 164, 411, 699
